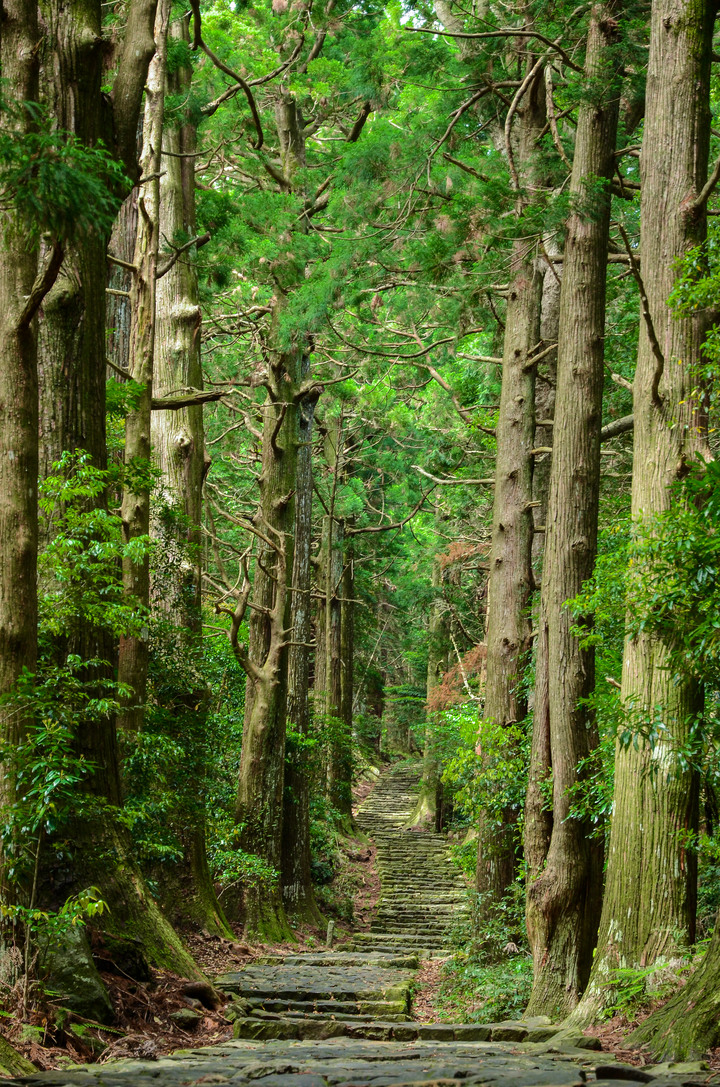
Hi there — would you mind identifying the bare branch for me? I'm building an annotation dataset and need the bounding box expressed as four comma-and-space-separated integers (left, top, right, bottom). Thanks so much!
199, 40, 264, 148
691, 152, 720, 212
616, 222, 664, 406
107, 253, 138, 273
156, 233, 210, 279
406, 25, 584, 74
600, 414, 634, 442
19, 243, 64, 328
413, 465, 495, 486
348, 487, 437, 535
151, 388, 224, 410
545, 65, 571, 170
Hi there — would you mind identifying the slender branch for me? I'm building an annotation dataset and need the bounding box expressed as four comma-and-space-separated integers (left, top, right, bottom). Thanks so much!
107, 356, 129, 380
107, 252, 138, 273
156, 232, 210, 279
691, 153, 720, 212
249, 37, 305, 87
616, 222, 665, 406
413, 465, 495, 485
443, 152, 489, 181
19, 243, 64, 328
406, 25, 584, 73
600, 414, 634, 442
545, 65, 571, 170
348, 487, 437, 535
605, 363, 632, 391
199, 40, 264, 148
429, 89, 488, 161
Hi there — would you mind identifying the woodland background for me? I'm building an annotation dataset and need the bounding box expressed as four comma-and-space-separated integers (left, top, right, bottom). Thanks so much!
2, 0, 720, 1068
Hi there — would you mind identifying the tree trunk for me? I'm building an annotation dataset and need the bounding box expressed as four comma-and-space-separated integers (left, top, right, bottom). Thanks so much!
233, 351, 297, 939
569, 0, 712, 1028
326, 518, 352, 825
475, 57, 544, 919
0, 0, 46, 907
627, 922, 720, 1059
524, 1, 622, 1019
281, 371, 324, 927
524, 244, 561, 886
118, 0, 169, 734
35, 0, 197, 976
410, 557, 446, 828
149, 17, 231, 939
232, 93, 315, 941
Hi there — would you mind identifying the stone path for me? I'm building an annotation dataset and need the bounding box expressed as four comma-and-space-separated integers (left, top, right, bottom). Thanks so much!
352, 766, 470, 957
4, 766, 711, 1087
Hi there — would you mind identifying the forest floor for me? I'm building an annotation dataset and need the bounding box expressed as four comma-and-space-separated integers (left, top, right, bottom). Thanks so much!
0, 765, 713, 1078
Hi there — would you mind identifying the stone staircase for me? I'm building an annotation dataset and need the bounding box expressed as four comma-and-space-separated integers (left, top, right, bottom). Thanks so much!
213, 763, 471, 1043
353, 764, 470, 956
11, 765, 691, 1087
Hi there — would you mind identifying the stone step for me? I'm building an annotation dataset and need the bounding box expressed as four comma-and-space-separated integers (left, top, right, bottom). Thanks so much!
244, 998, 410, 1016
252, 952, 420, 969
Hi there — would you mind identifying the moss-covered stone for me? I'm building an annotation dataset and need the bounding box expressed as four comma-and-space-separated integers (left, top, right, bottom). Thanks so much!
39, 926, 114, 1024
0, 1036, 35, 1077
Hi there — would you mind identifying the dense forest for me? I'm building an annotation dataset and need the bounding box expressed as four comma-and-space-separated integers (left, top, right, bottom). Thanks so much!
2, 0, 720, 1068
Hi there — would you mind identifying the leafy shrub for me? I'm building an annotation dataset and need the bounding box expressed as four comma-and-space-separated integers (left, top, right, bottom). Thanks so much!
436, 953, 533, 1023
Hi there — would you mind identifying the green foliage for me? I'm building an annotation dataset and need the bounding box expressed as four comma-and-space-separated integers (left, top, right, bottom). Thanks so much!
38, 451, 151, 646
0, 94, 127, 240
435, 952, 533, 1024
601, 957, 696, 1020
629, 456, 720, 689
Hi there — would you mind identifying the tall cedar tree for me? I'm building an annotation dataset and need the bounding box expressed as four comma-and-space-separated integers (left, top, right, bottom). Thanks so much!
570, 0, 713, 1027
524, 0, 622, 1018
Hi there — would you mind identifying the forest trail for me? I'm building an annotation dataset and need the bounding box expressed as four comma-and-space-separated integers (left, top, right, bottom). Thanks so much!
2, 768, 702, 1087
352, 764, 470, 955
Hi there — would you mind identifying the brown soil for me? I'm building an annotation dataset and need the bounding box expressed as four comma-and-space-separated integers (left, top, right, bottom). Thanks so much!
411, 957, 447, 1023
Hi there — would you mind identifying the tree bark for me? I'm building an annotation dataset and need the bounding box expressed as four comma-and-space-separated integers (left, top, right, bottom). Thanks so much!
118, 0, 170, 734
525, 1, 622, 1019
0, 0, 47, 907
149, 17, 231, 939
281, 370, 324, 927
233, 352, 296, 939
325, 517, 351, 824
475, 56, 544, 919
34, 0, 197, 976
569, 0, 712, 1028
231, 93, 313, 941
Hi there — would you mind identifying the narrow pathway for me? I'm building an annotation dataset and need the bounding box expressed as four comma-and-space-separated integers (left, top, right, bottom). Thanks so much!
353, 764, 469, 955
4, 766, 707, 1087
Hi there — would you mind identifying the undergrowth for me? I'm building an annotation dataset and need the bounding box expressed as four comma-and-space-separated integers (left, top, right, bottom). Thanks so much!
434, 954, 533, 1023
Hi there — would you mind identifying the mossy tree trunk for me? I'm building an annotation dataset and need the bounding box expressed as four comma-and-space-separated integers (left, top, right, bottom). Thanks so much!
0, 0, 59, 912
569, 0, 712, 1029
34, 0, 198, 977
525, 0, 622, 1019
325, 517, 352, 826
524, 241, 561, 887
628, 922, 720, 1058
232, 347, 297, 939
